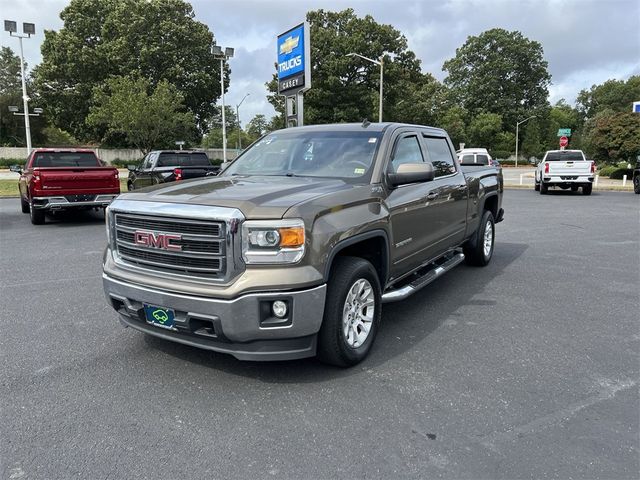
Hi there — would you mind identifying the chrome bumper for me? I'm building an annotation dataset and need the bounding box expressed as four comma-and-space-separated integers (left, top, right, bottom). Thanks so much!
32, 195, 118, 210
103, 273, 327, 361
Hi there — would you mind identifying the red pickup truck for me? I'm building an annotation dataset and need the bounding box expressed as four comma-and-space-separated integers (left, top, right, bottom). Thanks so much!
11, 149, 120, 225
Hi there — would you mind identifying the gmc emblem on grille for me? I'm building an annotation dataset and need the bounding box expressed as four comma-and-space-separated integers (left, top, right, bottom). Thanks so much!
133, 231, 182, 252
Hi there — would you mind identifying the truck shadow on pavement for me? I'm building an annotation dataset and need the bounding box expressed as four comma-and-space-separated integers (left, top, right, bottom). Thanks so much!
38, 209, 106, 226
144, 241, 528, 383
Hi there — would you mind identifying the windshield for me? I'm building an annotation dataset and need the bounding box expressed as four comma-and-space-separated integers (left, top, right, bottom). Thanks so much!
222, 130, 382, 182
157, 152, 210, 167
32, 152, 98, 167
545, 151, 584, 161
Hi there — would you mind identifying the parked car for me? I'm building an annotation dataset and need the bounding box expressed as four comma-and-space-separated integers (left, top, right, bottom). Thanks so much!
103, 123, 504, 366
534, 149, 595, 195
11, 149, 120, 225
457, 148, 496, 166
127, 150, 219, 190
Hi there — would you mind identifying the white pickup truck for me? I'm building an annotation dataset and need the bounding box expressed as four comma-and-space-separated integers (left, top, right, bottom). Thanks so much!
535, 149, 595, 195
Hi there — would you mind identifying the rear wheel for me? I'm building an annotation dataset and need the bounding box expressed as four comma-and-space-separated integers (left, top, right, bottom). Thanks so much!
30, 204, 45, 225
463, 210, 495, 267
582, 184, 592, 196
633, 175, 640, 194
20, 196, 30, 213
540, 181, 548, 194
571, 185, 579, 192
127, 182, 134, 191
317, 257, 381, 367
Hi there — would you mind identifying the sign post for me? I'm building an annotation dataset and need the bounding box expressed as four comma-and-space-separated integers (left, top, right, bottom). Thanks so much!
559, 136, 569, 149
277, 22, 311, 127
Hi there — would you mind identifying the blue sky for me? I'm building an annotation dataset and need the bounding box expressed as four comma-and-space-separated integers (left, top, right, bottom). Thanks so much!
1, 0, 638, 125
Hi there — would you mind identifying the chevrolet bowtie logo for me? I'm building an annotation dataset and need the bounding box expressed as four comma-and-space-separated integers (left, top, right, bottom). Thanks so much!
280, 35, 299, 55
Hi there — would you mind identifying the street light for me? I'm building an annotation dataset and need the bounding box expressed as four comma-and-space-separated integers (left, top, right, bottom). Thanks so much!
236, 93, 250, 151
515, 115, 537, 167
213, 44, 234, 162
346, 52, 384, 123
4, 20, 36, 153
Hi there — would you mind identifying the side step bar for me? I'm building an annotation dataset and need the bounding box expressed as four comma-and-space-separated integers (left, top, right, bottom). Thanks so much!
381, 252, 465, 303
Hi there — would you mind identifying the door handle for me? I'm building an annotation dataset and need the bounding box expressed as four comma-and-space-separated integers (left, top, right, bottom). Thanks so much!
426, 192, 438, 200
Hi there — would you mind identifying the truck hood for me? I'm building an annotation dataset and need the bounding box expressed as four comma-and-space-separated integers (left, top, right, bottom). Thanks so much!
118, 175, 355, 219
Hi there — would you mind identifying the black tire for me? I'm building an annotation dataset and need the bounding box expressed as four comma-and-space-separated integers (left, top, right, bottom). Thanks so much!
127, 182, 134, 191
534, 181, 540, 192
317, 256, 382, 367
30, 205, 45, 225
582, 184, 592, 196
633, 175, 640, 194
571, 185, 579, 192
463, 210, 495, 267
540, 181, 548, 194
20, 196, 30, 213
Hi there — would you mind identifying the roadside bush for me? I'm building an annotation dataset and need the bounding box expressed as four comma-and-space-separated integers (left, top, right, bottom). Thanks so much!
210, 158, 223, 166
597, 165, 633, 179
110, 158, 142, 168
492, 150, 511, 160
597, 165, 617, 177
0, 158, 26, 169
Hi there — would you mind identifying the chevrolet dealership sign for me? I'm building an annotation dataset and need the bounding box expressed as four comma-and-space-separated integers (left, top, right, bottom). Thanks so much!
277, 22, 311, 94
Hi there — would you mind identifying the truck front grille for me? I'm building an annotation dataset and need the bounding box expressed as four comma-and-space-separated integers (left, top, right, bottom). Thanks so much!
114, 213, 226, 279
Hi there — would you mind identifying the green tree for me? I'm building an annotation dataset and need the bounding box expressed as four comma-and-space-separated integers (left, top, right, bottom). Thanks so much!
267, 8, 431, 124
439, 106, 467, 149
42, 125, 78, 146
246, 114, 269, 138
87, 75, 195, 154
34, 0, 222, 140
443, 28, 551, 130
582, 111, 640, 163
521, 118, 544, 159
467, 112, 503, 151
544, 100, 582, 150
576, 76, 640, 119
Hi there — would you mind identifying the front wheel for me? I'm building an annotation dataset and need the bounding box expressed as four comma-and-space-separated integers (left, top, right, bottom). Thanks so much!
633, 175, 640, 194
317, 257, 382, 367
463, 210, 495, 266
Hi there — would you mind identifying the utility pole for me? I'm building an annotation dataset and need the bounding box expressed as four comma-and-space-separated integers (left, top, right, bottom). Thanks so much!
212, 45, 234, 162
515, 115, 537, 167
346, 53, 384, 122
5, 20, 36, 153
236, 93, 250, 151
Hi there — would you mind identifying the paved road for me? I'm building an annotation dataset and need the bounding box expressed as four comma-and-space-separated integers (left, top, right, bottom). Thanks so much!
1, 191, 638, 479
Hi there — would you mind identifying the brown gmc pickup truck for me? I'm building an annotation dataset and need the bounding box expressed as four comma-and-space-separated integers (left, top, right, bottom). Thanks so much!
103, 123, 503, 366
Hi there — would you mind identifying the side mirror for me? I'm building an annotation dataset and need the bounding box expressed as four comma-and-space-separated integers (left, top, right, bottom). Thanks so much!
388, 162, 435, 186
9, 165, 22, 174
127, 164, 138, 172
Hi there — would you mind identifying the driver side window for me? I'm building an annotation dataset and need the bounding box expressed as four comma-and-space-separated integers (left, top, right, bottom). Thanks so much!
391, 135, 424, 172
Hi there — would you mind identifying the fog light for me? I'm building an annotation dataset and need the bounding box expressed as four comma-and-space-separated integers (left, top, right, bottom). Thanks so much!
272, 300, 288, 318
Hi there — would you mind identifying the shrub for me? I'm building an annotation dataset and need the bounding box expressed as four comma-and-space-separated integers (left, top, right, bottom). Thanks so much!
110, 159, 142, 168
0, 158, 26, 169
609, 168, 634, 180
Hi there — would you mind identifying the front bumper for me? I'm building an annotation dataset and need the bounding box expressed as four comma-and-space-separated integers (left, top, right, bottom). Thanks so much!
32, 194, 118, 210
103, 273, 327, 361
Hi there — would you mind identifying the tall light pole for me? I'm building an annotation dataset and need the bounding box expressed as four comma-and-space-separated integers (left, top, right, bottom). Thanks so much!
4, 20, 36, 153
515, 115, 537, 167
346, 53, 384, 123
236, 93, 250, 151
212, 45, 234, 162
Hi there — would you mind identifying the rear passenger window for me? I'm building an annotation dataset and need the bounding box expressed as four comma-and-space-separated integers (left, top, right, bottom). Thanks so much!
476, 154, 489, 165
423, 136, 456, 177
391, 135, 423, 172
461, 154, 474, 164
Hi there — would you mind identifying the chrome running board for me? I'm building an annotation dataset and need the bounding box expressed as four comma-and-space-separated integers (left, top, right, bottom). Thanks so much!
381, 252, 465, 303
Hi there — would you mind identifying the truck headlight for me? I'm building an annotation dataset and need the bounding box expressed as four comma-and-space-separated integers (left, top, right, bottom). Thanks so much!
105, 206, 112, 245
242, 219, 305, 264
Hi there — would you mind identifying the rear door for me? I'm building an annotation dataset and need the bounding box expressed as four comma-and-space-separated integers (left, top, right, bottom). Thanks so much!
134, 153, 156, 189
421, 134, 469, 255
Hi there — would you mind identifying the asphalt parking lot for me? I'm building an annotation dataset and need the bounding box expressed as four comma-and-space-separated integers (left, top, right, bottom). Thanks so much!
1, 189, 638, 479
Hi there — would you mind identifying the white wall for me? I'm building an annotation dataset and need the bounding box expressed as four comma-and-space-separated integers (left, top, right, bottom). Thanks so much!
0, 147, 238, 163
